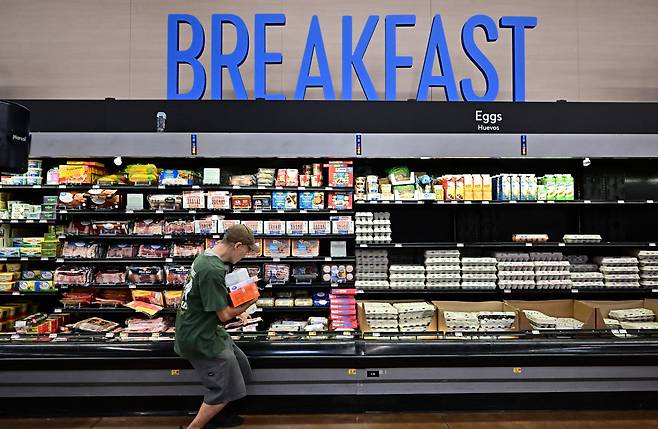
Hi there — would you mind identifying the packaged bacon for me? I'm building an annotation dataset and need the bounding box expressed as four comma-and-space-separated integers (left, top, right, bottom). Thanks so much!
137, 244, 170, 258
65, 221, 92, 235
106, 243, 138, 259
54, 266, 94, 286
87, 189, 121, 210
92, 221, 130, 236
126, 266, 165, 285
165, 265, 190, 285
94, 268, 127, 285
165, 219, 194, 235
164, 290, 183, 308
133, 219, 164, 235
172, 242, 204, 258
132, 289, 164, 306
62, 241, 102, 259
147, 194, 182, 210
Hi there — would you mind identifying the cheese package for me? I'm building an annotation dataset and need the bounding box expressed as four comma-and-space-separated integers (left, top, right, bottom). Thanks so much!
225, 268, 260, 307
264, 220, 285, 236
328, 192, 353, 210
252, 195, 272, 210
309, 220, 331, 235
286, 220, 309, 236
285, 192, 298, 210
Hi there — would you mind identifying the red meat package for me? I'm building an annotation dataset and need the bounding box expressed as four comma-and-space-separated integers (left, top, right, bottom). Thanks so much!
133, 219, 164, 235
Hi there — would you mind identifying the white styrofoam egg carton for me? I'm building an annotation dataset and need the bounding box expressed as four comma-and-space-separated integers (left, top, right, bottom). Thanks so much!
498, 280, 536, 290
535, 271, 571, 280
393, 302, 435, 313
533, 261, 571, 271
389, 273, 426, 281
529, 252, 565, 262
356, 280, 390, 289
620, 321, 658, 330
496, 261, 535, 271
357, 273, 389, 282
634, 250, 658, 259
603, 274, 640, 281
389, 265, 425, 274
425, 257, 461, 266
572, 281, 605, 288
364, 302, 398, 316
608, 308, 656, 322
462, 257, 498, 266
372, 212, 390, 220
566, 255, 589, 265
356, 249, 388, 257
555, 318, 585, 330
640, 265, 658, 272
495, 252, 530, 262
367, 322, 399, 330
498, 271, 535, 281
462, 273, 498, 281
399, 320, 434, 330
640, 280, 658, 287
604, 281, 642, 288
425, 250, 461, 258
523, 310, 557, 329
594, 257, 639, 266
355, 211, 374, 218
425, 283, 461, 289
424, 266, 460, 274
535, 280, 572, 289
562, 234, 602, 243
571, 272, 604, 280
425, 273, 461, 281
460, 281, 497, 290
390, 282, 426, 290
461, 265, 498, 274
600, 266, 640, 274
570, 264, 600, 273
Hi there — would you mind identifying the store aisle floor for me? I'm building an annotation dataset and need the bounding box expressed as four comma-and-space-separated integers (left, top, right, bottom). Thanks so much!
3, 411, 658, 429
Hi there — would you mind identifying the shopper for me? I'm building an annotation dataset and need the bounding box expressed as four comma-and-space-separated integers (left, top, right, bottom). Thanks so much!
175, 224, 260, 429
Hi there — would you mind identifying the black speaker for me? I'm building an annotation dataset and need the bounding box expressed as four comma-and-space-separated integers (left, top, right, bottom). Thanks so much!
0, 101, 31, 174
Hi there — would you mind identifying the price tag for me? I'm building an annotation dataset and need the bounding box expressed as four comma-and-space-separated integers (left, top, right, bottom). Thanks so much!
652, 289, 658, 293
451, 201, 458, 205
265, 284, 272, 289
232, 185, 241, 189
165, 258, 173, 263
482, 201, 490, 205
254, 209, 262, 214
277, 210, 284, 214
308, 331, 316, 336
164, 235, 173, 239
454, 332, 463, 337
32, 185, 42, 189
212, 235, 220, 239
125, 210, 134, 214
192, 185, 200, 189
275, 186, 283, 190
324, 257, 332, 261
619, 329, 627, 334
105, 332, 115, 338
156, 210, 164, 214
558, 243, 566, 247
547, 200, 555, 204
372, 332, 381, 337
503, 289, 511, 294
20, 257, 28, 261
417, 201, 424, 205
12, 291, 20, 296
10, 220, 18, 224
571, 289, 579, 293
41, 257, 49, 261
342, 331, 351, 336
464, 201, 472, 204
11, 334, 20, 340
56, 258, 64, 263
509, 200, 517, 204
273, 258, 281, 262
584, 200, 592, 204
525, 243, 533, 247
531, 330, 540, 335
300, 210, 308, 213
299, 187, 306, 190
394, 243, 402, 248
54, 308, 62, 313
0, 258, 6, 262
58, 184, 67, 189
39, 219, 48, 224
60, 210, 68, 214
26, 220, 34, 224
370, 201, 378, 204
325, 187, 333, 190
360, 244, 368, 248
49, 333, 58, 339
436, 200, 445, 205
648, 200, 655, 204
158, 185, 166, 189
650, 243, 656, 247
456, 243, 464, 248
618, 200, 625, 204
129, 285, 136, 289
537, 200, 545, 204
189, 210, 197, 214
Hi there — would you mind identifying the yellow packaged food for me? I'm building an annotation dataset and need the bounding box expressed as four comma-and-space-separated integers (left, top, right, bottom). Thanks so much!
126, 164, 158, 175
0, 281, 15, 292
0, 272, 19, 282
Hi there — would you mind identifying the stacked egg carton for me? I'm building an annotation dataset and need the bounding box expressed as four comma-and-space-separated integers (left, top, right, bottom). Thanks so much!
355, 249, 389, 290
532, 252, 572, 290
424, 250, 461, 290
444, 311, 516, 332
394, 302, 436, 332
523, 310, 584, 330
567, 255, 604, 289
594, 256, 641, 288
635, 250, 658, 288
608, 307, 658, 330
389, 264, 425, 290
363, 302, 399, 332
495, 252, 535, 290
355, 212, 391, 244
460, 257, 497, 290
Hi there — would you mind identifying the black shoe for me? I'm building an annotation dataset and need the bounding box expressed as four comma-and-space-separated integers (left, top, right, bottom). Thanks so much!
204, 412, 244, 428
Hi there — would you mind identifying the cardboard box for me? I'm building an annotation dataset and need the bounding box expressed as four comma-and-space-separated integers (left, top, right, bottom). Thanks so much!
356, 300, 438, 333
578, 299, 658, 329
505, 299, 596, 330
433, 300, 520, 332
463, 175, 474, 201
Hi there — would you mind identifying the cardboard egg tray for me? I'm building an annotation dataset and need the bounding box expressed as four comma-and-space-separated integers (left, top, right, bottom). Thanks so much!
572, 281, 605, 288
462, 257, 497, 266
461, 281, 497, 290
497, 261, 535, 272
640, 280, 658, 287
562, 234, 602, 243
594, 257, 639, 266
425, 257, 461, 266
389, 273, 426, 281
608, 308, 656, 322
600, 266, 640, 274
498, 271, 536, 281
571, 272, 604, 280
535, 271, 571, 280
393, 301, 435, 314
425, 283, 462, 289
462, 273, 498, 281
390, 282, 426, 290
495, 252, 531, 262
566, 255, 589, 265
426, 273, 461, 281
425, 266, 461, 274
425, 250, 461, 258
620, 321, 658, 330
604, 281, 641, 288
536, 280, 572, 289
570, 263, 600, 273
533, 261, 571, 271
389, 265, 425, 274
498, 280, 536, 290
461, 265, 498, 274
529, 252, 565, 262
355, 280, 390, 289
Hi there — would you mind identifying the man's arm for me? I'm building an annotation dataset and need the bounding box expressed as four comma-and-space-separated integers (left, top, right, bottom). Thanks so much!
215, 298, 258, 323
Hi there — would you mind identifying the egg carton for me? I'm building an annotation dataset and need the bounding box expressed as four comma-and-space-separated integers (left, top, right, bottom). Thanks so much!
462, 273, 498, 281
529, 252, 564, 262
355, 211, 374, 218
461, 281, 497, 290
571, 272, 604, 280
372, 212, 391, 220
394, 301, 435, 314
424, 266, 461, 274
444, 311, 480, 329
498, 280, 536, 290
640, 273, 658, 280
498, 271, 536, 281
367, 321, 399, 330
533, 261, 571, 271
572, 281, 606, 289
389, 265, 425, 274
634, 250, 658, 259
426, 283, 462, 290
370, 327, 400, 333
356, 249, 389, 258
461, 265, 498, 274
462, 257, 498, 266
594, 257, 639, 266
363, 302, 398, 315
641, 280, 658, 287
390, 282, 426, 290
640, 265, 658, 272
555, 318, 585, 330
356, 280, 390, 289
608, 308, 656, 322
536, 280, 572, 289
372, 227, 392, 234
603, 274, 640, 281
399, 322, 433, 331
600, 266, 640, 274
399, 315, 434, 325
604, 318, 622, 328
425, 250, 461, 258
496, 261, 535, 271
535, 271, 571, 281
495, 252, 530, 262
425, 273, 461, 281
389, 273, 426, 281
566, 255, 589, 265
372, 221, 392, 228
604, 281, 641, 288
620, 321, 658, 330
563, 234, 602, 243
425, 258, 461, 267
570, 263, 600, 273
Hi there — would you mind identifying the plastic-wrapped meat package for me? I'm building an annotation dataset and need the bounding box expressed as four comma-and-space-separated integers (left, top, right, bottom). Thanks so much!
95, 289, 131, 306
92, 221, 130, 236
137, 244, 170, 258
291, 239, 320, 257
172, 242, 204, 257
94, 268, 127, 285
165, 219, 194, 235
133, 219, 164, 235
60, 292, 95, 306
124, 317, 169, 333
165, 265, 190, 285
235, 265, 261, 279
193, 217, 217, 235
72, 317, 119, 333
87, 189, 121, 210
264, 264, 290, 284
229, 174, 256, 186
132, 289, 164, 306
106, 243, 138, 259
58, 191, 87, 210
54, 266, 93, 285
62, 241, 102, 259
164, 290, 182, 308
147, 194, 182, 210
65, 221, 92, 235
126, 266, 165, 284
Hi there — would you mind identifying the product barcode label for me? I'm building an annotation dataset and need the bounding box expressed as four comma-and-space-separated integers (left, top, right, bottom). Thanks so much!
650, 243, 657, 247
165, 258, 173, 262
503, 289, 511, 294
571, 289, 579, 293
558, 243, 566, 247
192, 185, 200, 189
509, 200, 517, 204
158, 185, 166, 189
525, 243, 533, 247
55, 308, 62, 313
618, 200, 625, 204
464, 201, 472, 204
12, 291, 19, 296
360, 244, 368, 248
106, 333, 115, 338
456, 243, 464, 248
394, 244, 402, 248
372, 332, 380, 337
156, 210, 164, 214
648, 200, 655, 204
454, 332, 463, 337
129, 285, 136, 289
49, 334, 57, 339
531, 330, 540, 335
482, 201, 490, 204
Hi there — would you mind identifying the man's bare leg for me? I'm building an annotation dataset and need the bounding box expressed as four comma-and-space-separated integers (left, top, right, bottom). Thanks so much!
186, 401, 227, 429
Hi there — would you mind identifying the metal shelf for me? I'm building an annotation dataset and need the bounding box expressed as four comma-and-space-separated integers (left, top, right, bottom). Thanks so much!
2, 184, 352, 192
0, 291, 58, 297
0, 219, 55, 225
58, 284, 182, 290
57, 258, 195, 264
58, 209, 354, 216
64, 234, 355, 241
256, 307, 329, 314
264, 282, 354, 290
355, 200, 657, 206
358, 242, 658, 249
54, 307, 178, 315
355, 288, 658, 298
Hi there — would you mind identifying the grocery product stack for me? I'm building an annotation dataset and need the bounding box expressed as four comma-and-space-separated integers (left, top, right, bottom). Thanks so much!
424, 250, 461, 290
395, 302, 435, 332
460, 257, 498, 290
268, 317, 329, 333
493, 173, 575, 201
523, 310, 585, 330
496, 253, 535, 290
567, 255, 604, 289
355, 175, 393, 201
606, 308, 658, 330
532, 253, 572, 290
362, 302, 399, 332
329, 288, 358, 330
355, 249, 389, 290
595, 257, 641, 288
355, 212, 391, 244
389, 265, 425, 290
0, 159, 44, 186
635, 251, 658, 288
320, 264, 354, 284
444, 311, 516, 331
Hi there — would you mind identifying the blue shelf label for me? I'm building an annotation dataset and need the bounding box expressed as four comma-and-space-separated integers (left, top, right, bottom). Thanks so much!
191, 134, 198, 155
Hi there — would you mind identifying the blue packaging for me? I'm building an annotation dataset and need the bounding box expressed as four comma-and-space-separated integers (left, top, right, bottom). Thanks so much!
271, 192, 286, 210
299, 192, 314, 210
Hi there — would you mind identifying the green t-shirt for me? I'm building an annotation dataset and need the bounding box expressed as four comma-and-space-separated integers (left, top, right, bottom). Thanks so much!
175, 250, 230, 359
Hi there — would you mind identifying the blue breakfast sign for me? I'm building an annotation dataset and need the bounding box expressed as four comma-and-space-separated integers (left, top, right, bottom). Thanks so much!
167, 14, 537, 101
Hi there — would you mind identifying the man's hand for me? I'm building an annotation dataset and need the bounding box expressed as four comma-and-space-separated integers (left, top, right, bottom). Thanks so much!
216, 298, 259, 323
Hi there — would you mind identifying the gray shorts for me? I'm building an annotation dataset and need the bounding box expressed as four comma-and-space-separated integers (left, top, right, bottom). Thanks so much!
190, 339, 252, 405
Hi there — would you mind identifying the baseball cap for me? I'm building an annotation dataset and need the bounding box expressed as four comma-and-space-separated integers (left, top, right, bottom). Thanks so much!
224, 224, 259, 251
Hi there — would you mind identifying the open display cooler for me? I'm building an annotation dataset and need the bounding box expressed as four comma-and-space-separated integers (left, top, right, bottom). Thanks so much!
1, 100, 658, 414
